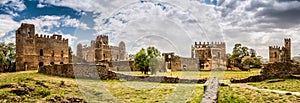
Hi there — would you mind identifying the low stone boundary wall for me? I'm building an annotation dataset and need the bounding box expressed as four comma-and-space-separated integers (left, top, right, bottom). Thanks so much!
231, 62, 300, 83
230, 75, 265, 83
38, 64, 207, 84
201, 78, 219, 103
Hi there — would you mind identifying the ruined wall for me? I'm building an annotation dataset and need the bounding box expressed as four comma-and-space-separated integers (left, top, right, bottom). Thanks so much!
231, 62, 300, 83
162, 53, 200, 71
180, 58, 199, 71
16, 23, 69, 71
39, 64, 207, 83
109, 61, 137, 71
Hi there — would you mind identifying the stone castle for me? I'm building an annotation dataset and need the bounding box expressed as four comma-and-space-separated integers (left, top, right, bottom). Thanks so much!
15, 23, 70, 71
269, 38, 291, 63
76, 35, 126, 63
162, 42, 226, 71
192, 42, 226, 70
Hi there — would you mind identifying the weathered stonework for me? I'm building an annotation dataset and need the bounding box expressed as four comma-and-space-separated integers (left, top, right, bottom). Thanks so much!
192, 42, 226, 70
16, 23, 70, 71
162, 53, 199, 71
231, 62, 300, 83
39, 64, 207, 83
162, 42, 226, 71
77, 35, 126, 64
269, 38, 291, 63
109, 61, 137, 71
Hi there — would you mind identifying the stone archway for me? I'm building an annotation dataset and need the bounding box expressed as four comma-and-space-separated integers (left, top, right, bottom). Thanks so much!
39, 62, 44, 67
24, 62, 28, 71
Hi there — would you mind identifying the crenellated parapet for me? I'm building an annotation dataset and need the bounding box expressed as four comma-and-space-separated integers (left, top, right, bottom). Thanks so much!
35, 34, 68, 42
269, 38, 291, 63
193, 41, 225, 48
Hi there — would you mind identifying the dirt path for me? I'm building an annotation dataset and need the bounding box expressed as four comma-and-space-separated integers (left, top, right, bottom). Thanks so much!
232, 83, 300, 96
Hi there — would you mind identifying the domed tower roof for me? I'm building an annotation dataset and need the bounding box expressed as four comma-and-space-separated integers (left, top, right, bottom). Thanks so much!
119, 41, 125, 48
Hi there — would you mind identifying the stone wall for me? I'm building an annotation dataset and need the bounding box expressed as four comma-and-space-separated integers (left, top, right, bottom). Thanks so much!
231, 62, 300, 83
109, 61, 137, 71
39, 64, 207, 84
201, 78, 219, 103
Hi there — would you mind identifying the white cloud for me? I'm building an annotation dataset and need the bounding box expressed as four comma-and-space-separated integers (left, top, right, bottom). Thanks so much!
0, 15, 19, 38
21, 15, 90, 32
37, 3, 46, 8
0, 0, 26, 16
2, 0, 300, 59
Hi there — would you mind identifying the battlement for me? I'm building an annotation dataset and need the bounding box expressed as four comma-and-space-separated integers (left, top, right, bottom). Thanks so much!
193, 41, 225, 48
35, 34, 68, 42
269, 38, 291, 63
284, 38, 291, 41
269, 46, 282, 49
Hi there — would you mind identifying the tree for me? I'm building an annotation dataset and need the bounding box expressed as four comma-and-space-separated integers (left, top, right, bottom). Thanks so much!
134, 48, 149, 74
147, 46, 160, 58
133, 46, 161, 74
228, 43, 262, 71
0, 43, 16, 72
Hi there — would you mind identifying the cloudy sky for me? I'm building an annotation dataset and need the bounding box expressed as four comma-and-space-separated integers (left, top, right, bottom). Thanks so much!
0, 0, 300, 59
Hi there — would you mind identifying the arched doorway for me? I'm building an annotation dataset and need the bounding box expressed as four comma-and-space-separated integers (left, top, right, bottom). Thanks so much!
39, 62, 44, 67
23, 62, 28, 71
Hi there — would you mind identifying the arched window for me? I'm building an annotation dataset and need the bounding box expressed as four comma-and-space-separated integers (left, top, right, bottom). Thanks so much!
61, 51, 63, 57
40, 49, 43, 56
274, 52, 277, 58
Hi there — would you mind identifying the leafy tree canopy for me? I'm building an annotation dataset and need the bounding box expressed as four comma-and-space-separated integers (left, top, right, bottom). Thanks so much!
133, 46, 161, 74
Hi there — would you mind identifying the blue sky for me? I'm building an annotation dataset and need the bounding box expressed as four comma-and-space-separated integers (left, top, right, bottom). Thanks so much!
1, 0, 300, 59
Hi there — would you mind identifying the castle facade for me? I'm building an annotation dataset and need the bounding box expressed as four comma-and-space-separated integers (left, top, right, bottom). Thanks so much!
16, 23, 70, 71
269, 38, 291, 63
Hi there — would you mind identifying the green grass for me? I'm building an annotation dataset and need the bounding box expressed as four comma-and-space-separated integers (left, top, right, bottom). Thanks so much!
118, 68, 261, 79
248, 79, 300, 92
219, 86, 300, 103
0, 71, 83, 102
0, 71, 205, 102
1, 70, 299, 103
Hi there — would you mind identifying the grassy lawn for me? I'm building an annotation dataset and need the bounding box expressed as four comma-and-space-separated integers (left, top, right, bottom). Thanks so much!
0, 71, 83, 102
219, 86, 300, 103
248, 79, 300, 92
1, 70, 299, 103
117, 68, 261, 79
0, 71, 204, 102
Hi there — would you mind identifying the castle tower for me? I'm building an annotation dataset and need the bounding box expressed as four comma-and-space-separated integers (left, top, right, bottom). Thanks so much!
95, 35, 111, 62
284, 38, 291, 62
118, 41, 126, 60
76, 43, 83, 58
16, 23, 36, 71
